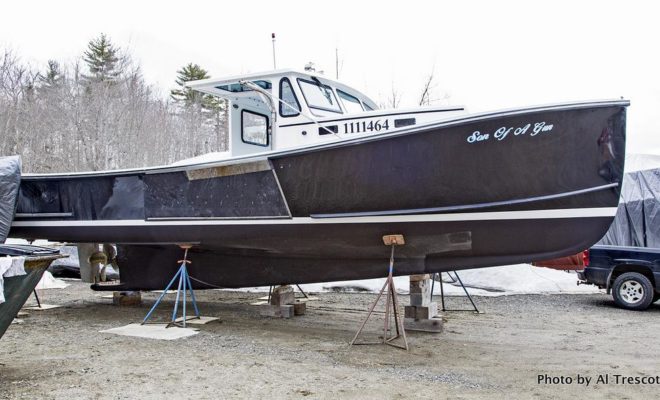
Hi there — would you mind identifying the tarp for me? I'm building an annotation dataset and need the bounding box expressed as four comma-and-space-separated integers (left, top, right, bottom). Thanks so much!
599, 168, 660, 247
0, 156, 21, 243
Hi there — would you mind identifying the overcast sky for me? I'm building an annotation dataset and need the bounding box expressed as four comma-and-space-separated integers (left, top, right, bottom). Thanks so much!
1, 0, 658, 153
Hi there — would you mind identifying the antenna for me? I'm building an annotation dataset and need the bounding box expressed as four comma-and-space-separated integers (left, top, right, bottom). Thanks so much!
271, 33, 277, 69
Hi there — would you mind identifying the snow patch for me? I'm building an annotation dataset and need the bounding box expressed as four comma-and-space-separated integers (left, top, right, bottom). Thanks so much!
35, 271, 68, 290
232, 264, 599, 297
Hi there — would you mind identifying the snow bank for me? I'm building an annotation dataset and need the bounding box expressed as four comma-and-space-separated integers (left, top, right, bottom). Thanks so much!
450, 264, 599, 295
35, 271, 68, 290
170, 151, 232, 166
233, 264, 599, 297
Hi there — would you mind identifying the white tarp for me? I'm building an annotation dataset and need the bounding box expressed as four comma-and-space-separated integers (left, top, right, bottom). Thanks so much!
0, 256, 26, 304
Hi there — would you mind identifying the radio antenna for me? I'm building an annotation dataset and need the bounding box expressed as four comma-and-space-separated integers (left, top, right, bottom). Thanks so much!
271, 33, 277, 69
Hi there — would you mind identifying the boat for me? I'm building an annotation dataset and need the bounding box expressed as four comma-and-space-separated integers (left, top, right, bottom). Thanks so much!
0, 246, 63, 340
7, 69, 629, 290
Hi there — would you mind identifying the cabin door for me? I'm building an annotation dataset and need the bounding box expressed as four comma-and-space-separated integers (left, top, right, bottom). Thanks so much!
231, 106, 272, 156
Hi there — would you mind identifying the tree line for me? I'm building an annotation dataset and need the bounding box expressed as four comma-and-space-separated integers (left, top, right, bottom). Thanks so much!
0, 34, 227, 173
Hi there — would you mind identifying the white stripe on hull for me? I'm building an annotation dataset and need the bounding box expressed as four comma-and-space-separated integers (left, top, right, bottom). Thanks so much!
11, 207, 618, 228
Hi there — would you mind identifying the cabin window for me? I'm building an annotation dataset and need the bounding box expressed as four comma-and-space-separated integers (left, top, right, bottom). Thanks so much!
241, 110, 269, 146
337, 90, 364, 113
297, 78, 342, 114
216, 80, 272, 93
279, 78, 301, 117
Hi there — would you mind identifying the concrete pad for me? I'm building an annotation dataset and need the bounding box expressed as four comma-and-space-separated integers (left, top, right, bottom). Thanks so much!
250, 300, 269, 306
173, 316, 219, 325
100, 323, 198, 340
23, 304, 61, 311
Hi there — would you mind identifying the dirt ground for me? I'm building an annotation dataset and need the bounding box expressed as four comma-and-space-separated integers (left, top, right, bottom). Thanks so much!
1, 281, 659, 400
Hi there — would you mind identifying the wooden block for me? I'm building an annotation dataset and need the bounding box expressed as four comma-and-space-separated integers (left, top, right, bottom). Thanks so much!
280, 305, 294, 318
293, 302, 307, 316
259, 305, 283, 317
409, 293, 431, 306
259, 304, 294, 318
416, 303, 438, 320
404, 303, 438, 320
409, 274, 431, 282
404, 306, 416, 319
382, 234, 405, 245
270, 285, 295, 306
404, 317, 443, 333
113, 291, 142, 306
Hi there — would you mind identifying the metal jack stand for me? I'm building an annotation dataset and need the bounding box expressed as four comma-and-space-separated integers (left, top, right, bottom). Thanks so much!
431, 271, 480, 313
33, 290, 42, 308
142, 245, 201, 328
350, 234, 408, 350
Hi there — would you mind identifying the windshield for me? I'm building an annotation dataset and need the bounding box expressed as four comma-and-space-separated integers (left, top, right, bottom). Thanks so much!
297, 78, 342, 114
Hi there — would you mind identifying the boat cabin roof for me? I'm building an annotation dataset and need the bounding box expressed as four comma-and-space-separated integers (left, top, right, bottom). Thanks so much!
186, 69, 379, 111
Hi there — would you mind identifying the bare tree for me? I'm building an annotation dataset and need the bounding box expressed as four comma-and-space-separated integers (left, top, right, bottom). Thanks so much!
418, 67, 450, 106
388, 82, 401, 109
0, 40, 229, 173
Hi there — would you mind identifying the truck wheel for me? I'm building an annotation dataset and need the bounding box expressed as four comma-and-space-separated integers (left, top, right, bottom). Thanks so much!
612, 272, 654, 310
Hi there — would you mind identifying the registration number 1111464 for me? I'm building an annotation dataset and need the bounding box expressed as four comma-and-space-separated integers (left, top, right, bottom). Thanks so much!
343, 119, 390, 134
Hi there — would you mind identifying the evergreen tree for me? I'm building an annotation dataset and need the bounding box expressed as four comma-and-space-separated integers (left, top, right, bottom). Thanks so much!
170, 63, 210, 105
82, 34, 121, 83
39, 60, 64, 89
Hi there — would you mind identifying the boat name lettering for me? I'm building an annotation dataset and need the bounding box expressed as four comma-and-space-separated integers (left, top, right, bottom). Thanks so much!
466, 131, 489, 143
467, 122, 554, 144
343, 119, 390, 134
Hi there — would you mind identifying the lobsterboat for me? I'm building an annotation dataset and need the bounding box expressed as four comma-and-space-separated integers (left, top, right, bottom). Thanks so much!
8, 69, 628, 290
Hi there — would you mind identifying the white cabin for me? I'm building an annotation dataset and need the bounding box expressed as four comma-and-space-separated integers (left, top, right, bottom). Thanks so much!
187, 69, 464, 158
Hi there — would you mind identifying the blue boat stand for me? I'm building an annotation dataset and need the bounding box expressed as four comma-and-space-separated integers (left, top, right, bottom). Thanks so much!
141, 246, 201, 328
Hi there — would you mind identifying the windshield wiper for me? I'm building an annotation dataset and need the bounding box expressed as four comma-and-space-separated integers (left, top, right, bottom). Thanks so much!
311, 76, 333, 105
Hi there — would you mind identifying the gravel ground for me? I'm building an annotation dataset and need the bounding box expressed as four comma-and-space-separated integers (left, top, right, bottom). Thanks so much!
1, 281, 659, 399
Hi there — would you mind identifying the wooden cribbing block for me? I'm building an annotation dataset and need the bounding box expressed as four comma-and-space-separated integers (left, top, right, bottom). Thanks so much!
404, 317, 443, 333
409, 274, 431, 282
409, 275, 432, 306
293, 302, 307, 316
404, 303, 438, 320
259, 304, 294, 318
270, 285, 295, 306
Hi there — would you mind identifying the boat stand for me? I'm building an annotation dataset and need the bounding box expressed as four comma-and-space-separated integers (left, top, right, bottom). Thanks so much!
33, 289, 42, 308
350, 234, 408, 350
141, 245, 201, 328
431, 271, 480, 313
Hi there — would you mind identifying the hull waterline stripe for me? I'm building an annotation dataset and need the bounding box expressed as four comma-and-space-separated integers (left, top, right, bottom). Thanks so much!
11, 207, 618, 228
311, 183, 620, 218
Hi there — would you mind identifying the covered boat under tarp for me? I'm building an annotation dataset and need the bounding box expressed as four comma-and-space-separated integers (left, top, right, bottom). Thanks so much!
598, 166, 660, 247
0, 155, 21, 243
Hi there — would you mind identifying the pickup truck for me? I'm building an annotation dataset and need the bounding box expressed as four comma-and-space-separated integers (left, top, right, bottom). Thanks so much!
578, 245, 660, 310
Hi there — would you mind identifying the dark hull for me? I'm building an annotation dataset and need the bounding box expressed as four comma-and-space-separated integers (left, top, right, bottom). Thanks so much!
0, 256, 58, 339
10, 101, 628, 289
